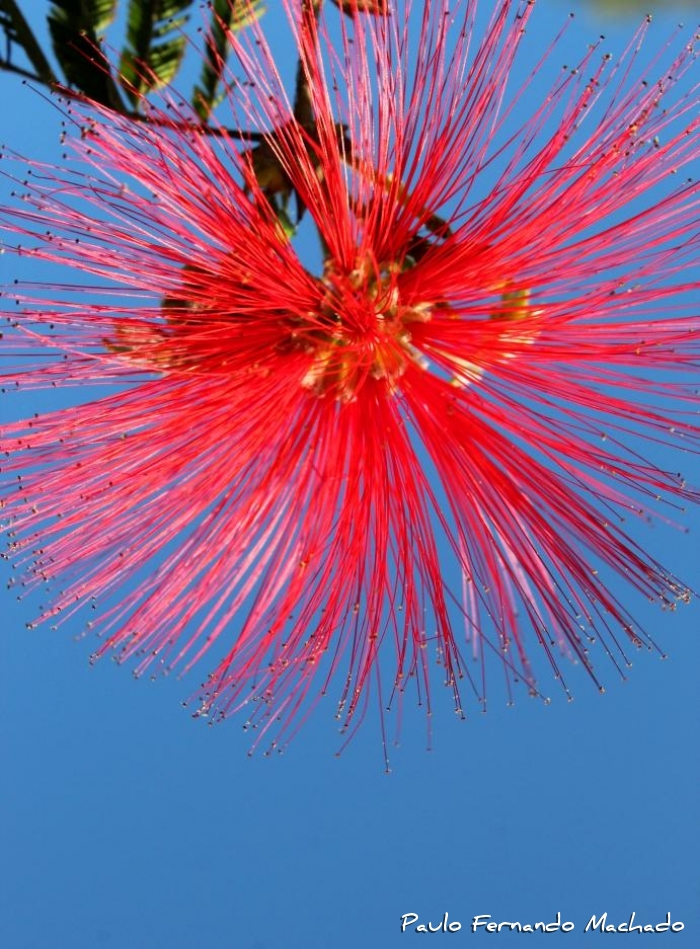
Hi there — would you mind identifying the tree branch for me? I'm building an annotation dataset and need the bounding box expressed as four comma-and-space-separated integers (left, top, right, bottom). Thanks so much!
0, 0, 56, 85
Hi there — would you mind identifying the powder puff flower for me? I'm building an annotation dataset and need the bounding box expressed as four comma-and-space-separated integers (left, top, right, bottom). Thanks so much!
1, 0, 698, 756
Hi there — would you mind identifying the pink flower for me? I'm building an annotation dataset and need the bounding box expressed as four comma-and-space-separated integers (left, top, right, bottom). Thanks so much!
1, 0, 698, 756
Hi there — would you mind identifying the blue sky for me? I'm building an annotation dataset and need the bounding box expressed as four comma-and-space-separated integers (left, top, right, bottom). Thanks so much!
1, 2, 698, 948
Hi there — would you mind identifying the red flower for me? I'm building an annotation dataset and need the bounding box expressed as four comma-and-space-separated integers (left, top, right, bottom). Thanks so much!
1, 1, 698, 757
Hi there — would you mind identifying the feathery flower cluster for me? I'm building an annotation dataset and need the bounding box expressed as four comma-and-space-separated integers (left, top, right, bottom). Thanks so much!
1, 0, 699, 754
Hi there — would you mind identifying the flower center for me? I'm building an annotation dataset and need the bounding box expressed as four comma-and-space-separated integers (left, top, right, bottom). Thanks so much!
299, 257, 431, 401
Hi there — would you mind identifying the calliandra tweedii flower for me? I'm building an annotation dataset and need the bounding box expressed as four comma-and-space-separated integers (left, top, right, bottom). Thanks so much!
1, 0, 698, 756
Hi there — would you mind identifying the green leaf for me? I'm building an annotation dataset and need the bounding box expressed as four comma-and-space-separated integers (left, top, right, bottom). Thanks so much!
47, 0, 123, 108
493, 287, 532, 322
119, 0, 195, 105
192, 0, 265, 122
